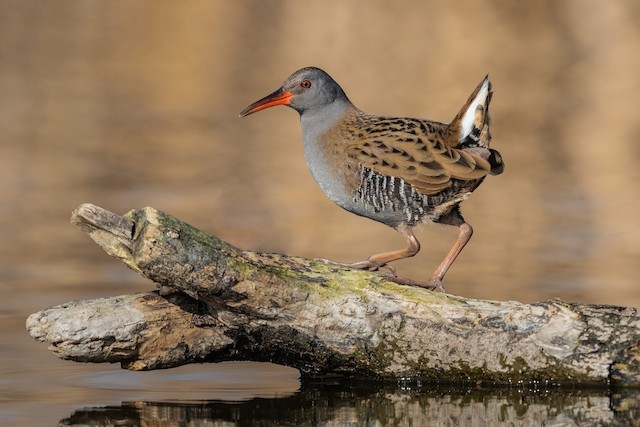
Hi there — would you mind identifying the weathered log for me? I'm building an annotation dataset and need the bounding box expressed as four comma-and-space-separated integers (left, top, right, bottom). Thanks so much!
27, 204, 640, 386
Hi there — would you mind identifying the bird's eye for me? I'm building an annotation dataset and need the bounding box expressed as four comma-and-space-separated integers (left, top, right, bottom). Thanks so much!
301, 80, 312, 89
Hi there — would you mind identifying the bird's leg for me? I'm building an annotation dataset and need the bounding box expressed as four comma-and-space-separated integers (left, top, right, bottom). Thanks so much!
316, 226, 420, 273
426, 221, 473, 292
347, 226, 420, 271
317, 212, 472, 293
369, 219, 473, 293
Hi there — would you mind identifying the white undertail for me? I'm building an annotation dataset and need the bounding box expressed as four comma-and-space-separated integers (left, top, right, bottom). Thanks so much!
458, 78, 490, 144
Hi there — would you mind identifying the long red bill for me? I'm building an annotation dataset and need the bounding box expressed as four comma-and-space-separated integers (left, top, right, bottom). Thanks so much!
239, 88, 293, 117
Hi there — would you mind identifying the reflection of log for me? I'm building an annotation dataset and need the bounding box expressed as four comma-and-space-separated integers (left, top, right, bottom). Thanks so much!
58, 384, 640, 426
27, 204, 640, 385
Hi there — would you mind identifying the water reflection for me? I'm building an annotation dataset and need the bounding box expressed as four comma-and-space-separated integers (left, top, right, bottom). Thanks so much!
60, 382, 640, 427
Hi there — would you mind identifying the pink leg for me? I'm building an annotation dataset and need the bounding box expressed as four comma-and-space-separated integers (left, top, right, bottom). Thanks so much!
426, 222, 473, 291
317, 226, 420, 272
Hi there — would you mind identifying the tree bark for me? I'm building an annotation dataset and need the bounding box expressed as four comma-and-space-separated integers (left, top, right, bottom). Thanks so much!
26, 204, 640, 386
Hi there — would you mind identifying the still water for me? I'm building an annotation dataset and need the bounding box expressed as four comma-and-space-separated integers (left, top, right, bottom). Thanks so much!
58, 383, 640, 426
2, 1, 640, 425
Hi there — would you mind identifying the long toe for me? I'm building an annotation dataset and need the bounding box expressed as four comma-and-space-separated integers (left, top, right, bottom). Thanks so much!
384, 276, 446, 292
377, 264, 397, 276
315, 258, 387, 271
347, 259, 386, 271
426, 277, 446, 293
314, 257, 383, 271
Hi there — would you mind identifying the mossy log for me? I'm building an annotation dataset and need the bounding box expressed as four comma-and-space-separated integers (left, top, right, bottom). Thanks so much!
26, 204, 640, 386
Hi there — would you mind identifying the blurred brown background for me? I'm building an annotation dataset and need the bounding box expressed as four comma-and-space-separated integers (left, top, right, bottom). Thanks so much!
1, 0, 639, 421
0, 0, 640, 332
0, 0, 640, 305
2, 0, 638, 304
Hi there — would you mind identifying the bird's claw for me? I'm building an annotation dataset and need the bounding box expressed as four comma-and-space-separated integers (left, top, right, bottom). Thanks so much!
314, 257, 395, 275
377, 264, 397, 277
347, 259, 385, 271
381, 276, 446, 292
424, 277, 446, 292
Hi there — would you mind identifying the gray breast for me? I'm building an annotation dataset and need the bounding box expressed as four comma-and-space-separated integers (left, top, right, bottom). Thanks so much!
299, 101, 355, 211
301, 138, 353, 210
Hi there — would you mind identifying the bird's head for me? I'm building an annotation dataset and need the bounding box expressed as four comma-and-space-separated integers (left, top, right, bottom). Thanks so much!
239, 67, 349, 117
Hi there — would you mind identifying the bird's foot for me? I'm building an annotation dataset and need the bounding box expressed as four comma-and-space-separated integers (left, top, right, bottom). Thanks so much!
425, 277, 446, 293
347, 259, 396, 274
314, 258, 445, 292
314, 258, 396, 275
387, 276, 446, 292
377, 264, 397, 276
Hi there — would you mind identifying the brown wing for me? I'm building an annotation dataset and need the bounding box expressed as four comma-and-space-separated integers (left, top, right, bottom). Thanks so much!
346, 117, 492, 195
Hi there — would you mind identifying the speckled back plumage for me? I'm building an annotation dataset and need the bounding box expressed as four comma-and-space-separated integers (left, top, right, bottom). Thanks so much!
320, 77, 503, 228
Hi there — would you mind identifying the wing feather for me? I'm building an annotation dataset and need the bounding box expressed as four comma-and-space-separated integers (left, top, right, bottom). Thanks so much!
346, 117, 492, 195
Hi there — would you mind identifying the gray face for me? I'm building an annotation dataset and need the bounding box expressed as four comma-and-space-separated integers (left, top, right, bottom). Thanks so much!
281, 67, 348, 114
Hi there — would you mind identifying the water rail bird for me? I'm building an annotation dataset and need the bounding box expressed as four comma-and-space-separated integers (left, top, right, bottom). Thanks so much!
239, 67, 503, 291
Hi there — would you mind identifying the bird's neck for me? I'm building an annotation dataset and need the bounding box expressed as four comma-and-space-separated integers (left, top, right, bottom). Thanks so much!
299, 99, 355, 146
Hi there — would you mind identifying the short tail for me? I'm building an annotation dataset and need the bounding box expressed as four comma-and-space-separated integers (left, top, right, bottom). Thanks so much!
450, 75, 492, 148
450, 76, 504, 175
